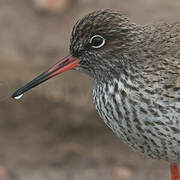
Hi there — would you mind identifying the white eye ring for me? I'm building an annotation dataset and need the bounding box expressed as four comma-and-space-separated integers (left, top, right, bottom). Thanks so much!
89, 35, 106, 49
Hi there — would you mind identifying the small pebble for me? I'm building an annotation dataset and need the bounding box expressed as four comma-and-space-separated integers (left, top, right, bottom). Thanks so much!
113, 166, 133, 180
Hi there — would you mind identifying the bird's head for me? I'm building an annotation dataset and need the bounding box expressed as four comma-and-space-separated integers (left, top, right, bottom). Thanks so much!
70, 9, 141, 80
12, 9, 143, 99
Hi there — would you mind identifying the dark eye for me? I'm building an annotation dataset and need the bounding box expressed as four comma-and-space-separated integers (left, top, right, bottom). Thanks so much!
89, 35, 105, 49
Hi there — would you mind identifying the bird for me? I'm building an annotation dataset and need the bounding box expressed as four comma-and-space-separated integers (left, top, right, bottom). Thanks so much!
11, 9, 180, 180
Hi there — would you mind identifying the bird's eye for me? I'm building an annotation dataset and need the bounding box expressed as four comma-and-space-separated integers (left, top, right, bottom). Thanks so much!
89, 35, 105, 49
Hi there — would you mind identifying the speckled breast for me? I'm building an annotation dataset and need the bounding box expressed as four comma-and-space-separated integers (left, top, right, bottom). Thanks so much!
93, 78, 180, 163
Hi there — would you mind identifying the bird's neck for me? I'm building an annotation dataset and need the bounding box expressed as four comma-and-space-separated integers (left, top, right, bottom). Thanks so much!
93, 74, 141, 134
93, 70, 140, 97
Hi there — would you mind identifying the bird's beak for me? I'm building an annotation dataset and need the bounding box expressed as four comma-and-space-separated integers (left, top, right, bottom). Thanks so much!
11, 55, 79, 99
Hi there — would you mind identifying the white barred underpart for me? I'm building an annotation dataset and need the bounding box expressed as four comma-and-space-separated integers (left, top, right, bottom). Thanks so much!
93, 78, 180, 163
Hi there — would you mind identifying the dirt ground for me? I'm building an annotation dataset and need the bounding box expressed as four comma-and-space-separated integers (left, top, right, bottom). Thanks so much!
0, 0, 180, 179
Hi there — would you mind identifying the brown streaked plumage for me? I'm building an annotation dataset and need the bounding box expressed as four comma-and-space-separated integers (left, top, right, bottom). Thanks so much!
12, 9, 180, 180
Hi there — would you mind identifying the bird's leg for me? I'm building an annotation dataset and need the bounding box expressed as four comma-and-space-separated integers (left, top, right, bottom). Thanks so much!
170, 164, 180, 180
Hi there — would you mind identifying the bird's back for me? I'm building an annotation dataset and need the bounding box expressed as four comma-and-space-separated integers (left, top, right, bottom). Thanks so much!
141, 22, 180, 101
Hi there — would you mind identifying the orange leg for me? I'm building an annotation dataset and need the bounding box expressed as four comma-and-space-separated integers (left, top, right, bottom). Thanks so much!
171, 164, 180, 180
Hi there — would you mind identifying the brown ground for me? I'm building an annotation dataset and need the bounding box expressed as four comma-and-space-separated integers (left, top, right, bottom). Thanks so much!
0, 0, 180, 179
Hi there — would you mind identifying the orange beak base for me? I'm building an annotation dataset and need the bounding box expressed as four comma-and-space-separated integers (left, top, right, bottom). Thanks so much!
11, 55, 79, 98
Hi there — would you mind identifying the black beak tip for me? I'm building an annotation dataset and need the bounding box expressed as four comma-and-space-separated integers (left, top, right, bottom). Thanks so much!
11, 89, 23, 99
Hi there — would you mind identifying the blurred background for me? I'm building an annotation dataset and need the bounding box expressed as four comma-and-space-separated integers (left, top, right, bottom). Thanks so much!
0, 0, 180, 179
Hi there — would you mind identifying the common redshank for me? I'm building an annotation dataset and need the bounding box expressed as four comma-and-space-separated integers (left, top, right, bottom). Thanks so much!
12, 9, 180, 180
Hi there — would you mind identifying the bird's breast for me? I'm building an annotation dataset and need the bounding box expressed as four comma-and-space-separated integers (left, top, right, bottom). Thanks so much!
93, 78, 180, 162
